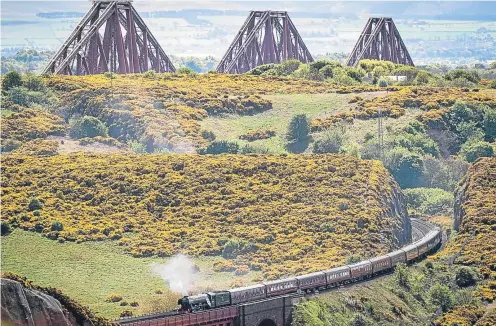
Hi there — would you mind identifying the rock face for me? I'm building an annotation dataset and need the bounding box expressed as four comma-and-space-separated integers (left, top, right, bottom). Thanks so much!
1, 278, 85, 326
386, 182, 412, 246
378, 171, 412, 247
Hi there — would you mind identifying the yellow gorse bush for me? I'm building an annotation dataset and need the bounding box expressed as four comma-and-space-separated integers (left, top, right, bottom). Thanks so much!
1, 109, 66, 141
311, 87, 496, 131
2, 154, 405, 279
13, 139, 59, 156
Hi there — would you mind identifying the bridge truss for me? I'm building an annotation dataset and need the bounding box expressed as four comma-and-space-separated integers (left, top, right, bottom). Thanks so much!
216, 11, 313, 74
346, 17, 414, 67
42, 1, 175, 75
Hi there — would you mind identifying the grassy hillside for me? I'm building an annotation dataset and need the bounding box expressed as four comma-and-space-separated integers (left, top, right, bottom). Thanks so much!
451, 157, 496, 273
1, 73, 388, 155
1, 230, 260, 319
449, 157, 496, 305
2, 154, 407, 280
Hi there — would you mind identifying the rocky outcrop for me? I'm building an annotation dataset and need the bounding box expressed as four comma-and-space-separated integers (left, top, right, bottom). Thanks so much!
388, 182, 412, 246
453, 168, 471, 232
1, 276, 113, 326
1, 278, 79, 326
379, 172, 412, 247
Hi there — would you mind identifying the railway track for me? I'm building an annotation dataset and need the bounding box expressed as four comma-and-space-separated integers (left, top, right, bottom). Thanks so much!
117, 217, 438, 325
411, 218, 434, 242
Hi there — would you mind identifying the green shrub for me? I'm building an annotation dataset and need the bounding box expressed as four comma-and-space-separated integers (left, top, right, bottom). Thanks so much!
1, 221, 11, 235
222, 238, 257, 259
429, 283, 453, 312
319, 65, 335, 78
394, 263, 410, 288
444, 69, 480, 84
348, 313, 372, 326
345, 67, 365, 82
345, 254, 362, 264
198, 140, 239, 154
7, 87, 30, 106
28, 197, 43, 211
309, 59, 339, 71
291, 64, 324, 81
287, 114, 309, 142
23, 74, 45, 91
2, 71, 22, 91
129, 141, 147, 154
120, 310, 133, 317
176, 67, 196, 75
103, 72, 116, 79
1, 139, 22, 153
372, 66, 387, 78
331, 68, 361, 85
405, 120, 426, 135
461, 140, 494, 163
51, 221, 64, 231
105, 293, 123, 302
491, 80, 496, 89
129, 301, 139, 307
455, 267, 477, 287
403, 188, 453, 216
201, 130, 216, 141
120, 301, 128, 306
392, 133, 440, 157
313, 126, 346, 154
69, 116, 108, 139
385, 147, 424, 188
483, 107, 496, 142
142, 70, 156, 79
247, 64, 276, 75
377, 77, 389, 87
275, 59, 301, 76
415, 70, 430, 85
364, 132, 375, 142
457, 121, 484, 143
240, 144, 270, 154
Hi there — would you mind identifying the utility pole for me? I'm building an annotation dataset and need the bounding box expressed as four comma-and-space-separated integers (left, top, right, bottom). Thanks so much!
378, 106, 384, 161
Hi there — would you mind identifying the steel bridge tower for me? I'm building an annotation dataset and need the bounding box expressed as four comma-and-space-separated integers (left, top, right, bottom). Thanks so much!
43, 0, 175, 75
216, 11, 313, 74
346, 17, 414, 67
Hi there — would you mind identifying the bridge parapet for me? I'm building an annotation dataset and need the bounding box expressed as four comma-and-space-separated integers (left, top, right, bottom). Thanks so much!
237, 294, 303, 326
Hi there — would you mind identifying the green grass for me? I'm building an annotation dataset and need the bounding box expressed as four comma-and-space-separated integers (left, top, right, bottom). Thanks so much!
200, 92, 422, 153
0, 109, 15, 117
1, 230, 260, 319
200, 93, 357, 153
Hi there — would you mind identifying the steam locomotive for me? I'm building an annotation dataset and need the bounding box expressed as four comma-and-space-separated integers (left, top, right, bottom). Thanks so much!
179, 228, 442, 312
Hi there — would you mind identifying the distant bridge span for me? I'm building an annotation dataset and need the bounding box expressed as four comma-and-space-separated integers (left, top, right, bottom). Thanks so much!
118, 219, 438, 326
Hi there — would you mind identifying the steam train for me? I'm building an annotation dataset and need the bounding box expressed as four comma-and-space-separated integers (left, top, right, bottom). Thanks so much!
178, 228, 442, 312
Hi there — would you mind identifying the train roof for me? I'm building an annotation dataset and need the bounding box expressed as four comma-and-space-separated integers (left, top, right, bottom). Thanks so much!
324, 265, 350, 273
402, 242, 419, 252
228, 284, 265, 293
347, 260, 372, 268
387, 249, 406, 256
264, 277, 298, 285
369, 255, 390, 262
295, 271, 326, 279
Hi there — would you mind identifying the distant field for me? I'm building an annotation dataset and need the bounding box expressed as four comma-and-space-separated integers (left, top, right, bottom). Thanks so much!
200, 91, 421, 153
1, 230, 260, 319
200, 93, 353, 153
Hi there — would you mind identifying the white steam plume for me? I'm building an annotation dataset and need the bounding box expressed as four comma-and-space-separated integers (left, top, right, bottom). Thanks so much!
152, 254, 197, 296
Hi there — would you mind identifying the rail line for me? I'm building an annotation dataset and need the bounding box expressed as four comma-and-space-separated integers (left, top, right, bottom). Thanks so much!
117, 218, 438, 325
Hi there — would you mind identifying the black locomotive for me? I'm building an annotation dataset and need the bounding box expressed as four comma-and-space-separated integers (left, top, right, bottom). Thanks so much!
178, 291, 231, 312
